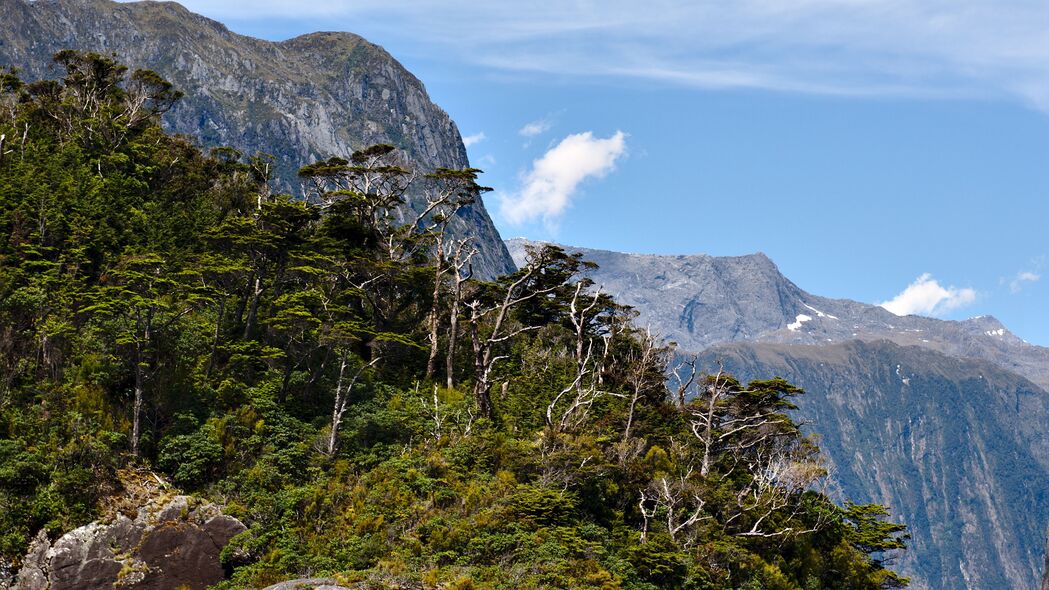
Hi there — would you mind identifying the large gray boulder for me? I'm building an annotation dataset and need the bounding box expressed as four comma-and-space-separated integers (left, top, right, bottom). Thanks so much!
10, 495, 245, 590
262, 579, 358, 590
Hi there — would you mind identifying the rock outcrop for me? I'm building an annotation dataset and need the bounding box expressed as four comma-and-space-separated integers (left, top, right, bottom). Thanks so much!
1, 0, 515, 278
9, 495, 245, 590
263, 579, 357, 590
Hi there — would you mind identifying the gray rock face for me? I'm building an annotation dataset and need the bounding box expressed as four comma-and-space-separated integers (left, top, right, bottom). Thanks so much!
1, 0, 515, 279
1043, 523, 1049, 590
11, 495, 245, 590
508, 239, 1049, 590
699, 340, 1049, 590
262, 579, 357, 590
506, 239, 1049, 390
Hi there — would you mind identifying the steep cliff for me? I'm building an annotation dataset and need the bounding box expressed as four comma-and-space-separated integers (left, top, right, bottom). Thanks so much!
1043, 524, 1049, 590
1, 0, 515, 278
507, 239, 1049, 589
697, 340, 1049, 590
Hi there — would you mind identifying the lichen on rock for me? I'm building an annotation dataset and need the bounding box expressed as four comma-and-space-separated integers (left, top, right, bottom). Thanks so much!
10, 496, 245, 590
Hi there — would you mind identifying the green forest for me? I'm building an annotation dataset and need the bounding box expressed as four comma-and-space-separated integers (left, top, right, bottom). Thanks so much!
0, 52, 908, 589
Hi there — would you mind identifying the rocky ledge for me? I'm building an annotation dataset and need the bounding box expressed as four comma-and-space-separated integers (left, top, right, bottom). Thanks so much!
262, 579, 359, 590
6, 495, 245, 590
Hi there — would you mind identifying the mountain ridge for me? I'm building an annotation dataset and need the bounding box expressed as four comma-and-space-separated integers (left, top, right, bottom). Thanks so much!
506, 238, 1049, 390
1, 0, 516, 278
508, 237, 1049, 589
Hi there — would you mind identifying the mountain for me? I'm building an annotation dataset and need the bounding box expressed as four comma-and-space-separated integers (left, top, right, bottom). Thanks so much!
1, 0, 515, 278
508, 238, 1049, 590
506, 239, 1049, 391
698, 340, 1049, 590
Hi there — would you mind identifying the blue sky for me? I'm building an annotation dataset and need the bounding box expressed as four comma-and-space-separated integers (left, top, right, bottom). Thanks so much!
147, 1, 1048, 345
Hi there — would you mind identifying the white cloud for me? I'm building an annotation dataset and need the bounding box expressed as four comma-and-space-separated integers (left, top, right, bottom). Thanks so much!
519, 118, 552, 138
880, 273, 977, 317
1009, 271, 1040, 293
498, 130, 627, 226
161, 0, 1049, 113
462, 132, 486, 147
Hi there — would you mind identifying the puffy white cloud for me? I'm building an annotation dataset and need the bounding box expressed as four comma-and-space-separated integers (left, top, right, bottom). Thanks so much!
498, 130, 627, 226
1009, 271, 1040, 293
880, 274, 977, 317
462, 132, 487, 147
519, 118, 552, 138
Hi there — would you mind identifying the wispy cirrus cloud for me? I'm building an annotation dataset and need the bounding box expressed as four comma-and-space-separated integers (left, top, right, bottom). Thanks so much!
880, 273, 977, 317
497, 130, 627, 228
461, 132, 487, 147
167, 0, 1049, 112
1007, 270, 1041, 293
519, 118, 552, 138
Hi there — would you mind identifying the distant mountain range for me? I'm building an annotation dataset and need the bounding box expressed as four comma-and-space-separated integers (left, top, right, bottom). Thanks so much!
505, 240, 1049, 391
508, 238, 1049, 590
1, 0, 515, 278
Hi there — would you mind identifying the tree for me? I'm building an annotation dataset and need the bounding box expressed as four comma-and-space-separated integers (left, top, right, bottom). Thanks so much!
419, 168, 488, 381
82, 254, 205, 456
463, 244, 584, 418
326, 355, 380, 455
686, 369, 801, 478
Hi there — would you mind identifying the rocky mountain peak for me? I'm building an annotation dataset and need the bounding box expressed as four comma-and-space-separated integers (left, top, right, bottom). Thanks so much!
510, 238, 1049, 589
508, 239, 1049, 389
2, 0, 516, 278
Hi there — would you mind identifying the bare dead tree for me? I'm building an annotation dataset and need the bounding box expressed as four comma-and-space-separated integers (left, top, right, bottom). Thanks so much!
726, 441, 829, 539
425, 231, 448, 381
623, 327, 662, 444
424, 384, 445, 441
638, 441, 712, 546
445, 241, 476, 389
568, 282, 602, 380
327, 354, 381, 455
464, 251, 564, 418
451, 405, 475, 437
688, 365, 793, 477
671, 354, 698, 410
545, 338, 624, 432
422, 177, 479, 380
544, 284, 622, 432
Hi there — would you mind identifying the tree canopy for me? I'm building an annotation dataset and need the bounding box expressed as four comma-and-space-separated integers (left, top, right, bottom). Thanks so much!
0, 52, 908, 589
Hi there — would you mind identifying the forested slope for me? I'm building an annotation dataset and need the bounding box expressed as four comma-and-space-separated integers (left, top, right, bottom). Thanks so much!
0, 54, 906, 589
2, 0, 515, 278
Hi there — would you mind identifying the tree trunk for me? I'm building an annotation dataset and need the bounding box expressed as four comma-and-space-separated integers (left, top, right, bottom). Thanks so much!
243, 274, 262, 339
205, 297, 225, 376
425, 241, 445, 380
446, 281, 462, 389
328, 355, 380, 455
132, 355, 143, 458
131, 311, 152, 458
425, 283, 442, 380
327, 353, 349, 455
469, 317, 492, 419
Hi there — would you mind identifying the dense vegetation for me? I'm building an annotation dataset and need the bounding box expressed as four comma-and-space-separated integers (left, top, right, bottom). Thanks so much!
0, 52, 908, 589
